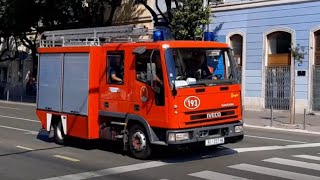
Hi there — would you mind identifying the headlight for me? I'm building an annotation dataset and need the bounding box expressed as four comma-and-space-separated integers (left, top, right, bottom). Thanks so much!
176, 133, 189, 141
235, 125, 243, 133
168, 133, 176, 142
168, 132, 190, 142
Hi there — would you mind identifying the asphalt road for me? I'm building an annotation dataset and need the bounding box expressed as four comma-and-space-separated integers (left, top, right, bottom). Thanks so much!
0, 102, 320, 180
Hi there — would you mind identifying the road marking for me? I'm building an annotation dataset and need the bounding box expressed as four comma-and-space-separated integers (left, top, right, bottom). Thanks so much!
245, 135, 307, 144
263, 157, 320, 171
293, 155, 320, 161
16, 146, 35, 151
234, 143, 320, 153
40, 161, 169, 180
24, 131, 39, 135
229, 164, 320, 180
189, 170, 250, 180
0, 114, 39, 123
244, 124, 320, 135
0, 106, 21, 110
0, 125, 38, 134
54, 155, 80, 162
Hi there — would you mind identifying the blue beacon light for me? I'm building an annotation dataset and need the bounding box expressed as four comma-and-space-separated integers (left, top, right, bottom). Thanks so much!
204, 32, 214, 41
153, 30, 165, 41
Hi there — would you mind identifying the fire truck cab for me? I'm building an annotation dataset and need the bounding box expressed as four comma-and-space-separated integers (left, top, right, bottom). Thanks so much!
36, 25, 244, 159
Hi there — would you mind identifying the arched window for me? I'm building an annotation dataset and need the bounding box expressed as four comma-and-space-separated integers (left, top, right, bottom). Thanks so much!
312, 30, 320, 111
267, 32, 291, 66
314, 30, 320, 65
230, 34, 243, 67
265, 31, 292, 110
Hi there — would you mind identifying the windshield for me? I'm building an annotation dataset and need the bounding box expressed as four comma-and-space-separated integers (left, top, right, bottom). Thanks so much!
165, 48, 239, 88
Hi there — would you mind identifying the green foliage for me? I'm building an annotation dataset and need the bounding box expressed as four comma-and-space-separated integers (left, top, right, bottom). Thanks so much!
39, 0, 114, 31
170, 0, 210, 40
0, 0, 121, 63
0, 0, 41, 61
290, 43, 307, 64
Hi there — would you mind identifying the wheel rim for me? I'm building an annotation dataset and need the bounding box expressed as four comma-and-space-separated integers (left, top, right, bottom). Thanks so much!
131, 130, 146, 152
56, 124, 64, 140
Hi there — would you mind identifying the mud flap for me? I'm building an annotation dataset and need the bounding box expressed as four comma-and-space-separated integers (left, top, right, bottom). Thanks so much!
46, 113, 52, 131
122, 128, 129, 153
61, 115, 67, 135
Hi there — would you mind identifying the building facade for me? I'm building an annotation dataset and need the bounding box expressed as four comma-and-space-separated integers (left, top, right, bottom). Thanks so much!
109, 0, 154, 29
210, 0, 320, 113
0, 37, 34, 101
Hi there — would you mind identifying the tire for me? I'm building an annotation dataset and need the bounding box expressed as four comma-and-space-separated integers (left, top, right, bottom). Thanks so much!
54, 121, 66, 145
48, 125, 55, 142
128, 125, 152, 160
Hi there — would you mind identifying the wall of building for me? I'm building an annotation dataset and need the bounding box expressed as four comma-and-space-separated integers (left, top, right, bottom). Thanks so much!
110, 0, 154, 29
211, 0, 320, 112
0, 59, 33, 100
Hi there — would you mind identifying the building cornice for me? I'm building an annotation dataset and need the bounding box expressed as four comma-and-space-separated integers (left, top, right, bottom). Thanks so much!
211, 0, 319, 12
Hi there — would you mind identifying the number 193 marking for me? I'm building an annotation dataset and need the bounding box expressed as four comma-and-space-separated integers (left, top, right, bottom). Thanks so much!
184, 96, 201, 110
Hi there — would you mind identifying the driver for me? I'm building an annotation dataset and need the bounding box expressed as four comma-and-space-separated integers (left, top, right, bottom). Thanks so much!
185, 51, 217, 80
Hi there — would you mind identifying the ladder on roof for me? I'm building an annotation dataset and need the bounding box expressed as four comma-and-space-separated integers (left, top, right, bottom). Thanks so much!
40, 25, 151, 47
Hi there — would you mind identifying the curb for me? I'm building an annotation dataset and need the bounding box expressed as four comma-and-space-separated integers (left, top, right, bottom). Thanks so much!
244, 124, 320, 135
0, 100, 36, 107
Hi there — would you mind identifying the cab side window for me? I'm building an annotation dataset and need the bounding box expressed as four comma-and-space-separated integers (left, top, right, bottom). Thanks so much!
107, 51, 124, 84
135, 49, 165, 106
135, 50, 152, 84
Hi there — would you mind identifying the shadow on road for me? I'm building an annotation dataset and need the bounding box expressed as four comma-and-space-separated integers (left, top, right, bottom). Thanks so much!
0, 146, 64, 157
36, 130, 238, 162
153, 145, 237, 163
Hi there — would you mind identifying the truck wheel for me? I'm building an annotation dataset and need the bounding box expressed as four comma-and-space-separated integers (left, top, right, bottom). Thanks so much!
54, 121, 66, 145
128, 125, 151, 159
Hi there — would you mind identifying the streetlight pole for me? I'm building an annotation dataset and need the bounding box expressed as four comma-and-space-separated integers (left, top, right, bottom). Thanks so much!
203, 0, 209, 33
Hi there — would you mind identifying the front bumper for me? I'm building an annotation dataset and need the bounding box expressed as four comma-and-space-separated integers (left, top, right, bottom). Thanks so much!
166, 121, 243, 145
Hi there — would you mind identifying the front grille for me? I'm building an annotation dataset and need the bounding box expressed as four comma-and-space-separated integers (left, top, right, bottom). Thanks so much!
185, 106, 238, 126
185, 106, 237, 115
185, 115, 238, 125
190, 110, 235, 120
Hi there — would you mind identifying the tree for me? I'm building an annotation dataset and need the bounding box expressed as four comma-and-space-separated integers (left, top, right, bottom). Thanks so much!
0, 0, 40, 62
170, 0, 210, 40
289, 44, 307, 124
136, 0, 210, 40
0, 0, 122, 74
38, 0, 122, 30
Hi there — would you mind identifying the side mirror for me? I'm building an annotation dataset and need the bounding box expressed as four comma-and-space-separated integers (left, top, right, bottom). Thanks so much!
171, 83, 177, 96
133, 46, 146, 55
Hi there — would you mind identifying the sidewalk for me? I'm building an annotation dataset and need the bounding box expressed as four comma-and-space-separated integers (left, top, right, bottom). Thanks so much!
0, 95, 36, 106
244, 109, 320, 134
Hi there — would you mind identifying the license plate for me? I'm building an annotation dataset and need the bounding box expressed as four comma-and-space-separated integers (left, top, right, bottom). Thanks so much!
205, 137, 225, 146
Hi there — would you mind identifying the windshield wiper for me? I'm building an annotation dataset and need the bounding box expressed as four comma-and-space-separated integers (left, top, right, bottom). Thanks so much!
187, 83, 207, 87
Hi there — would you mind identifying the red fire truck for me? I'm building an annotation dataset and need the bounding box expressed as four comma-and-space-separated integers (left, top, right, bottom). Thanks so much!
36, 25, 243, 159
